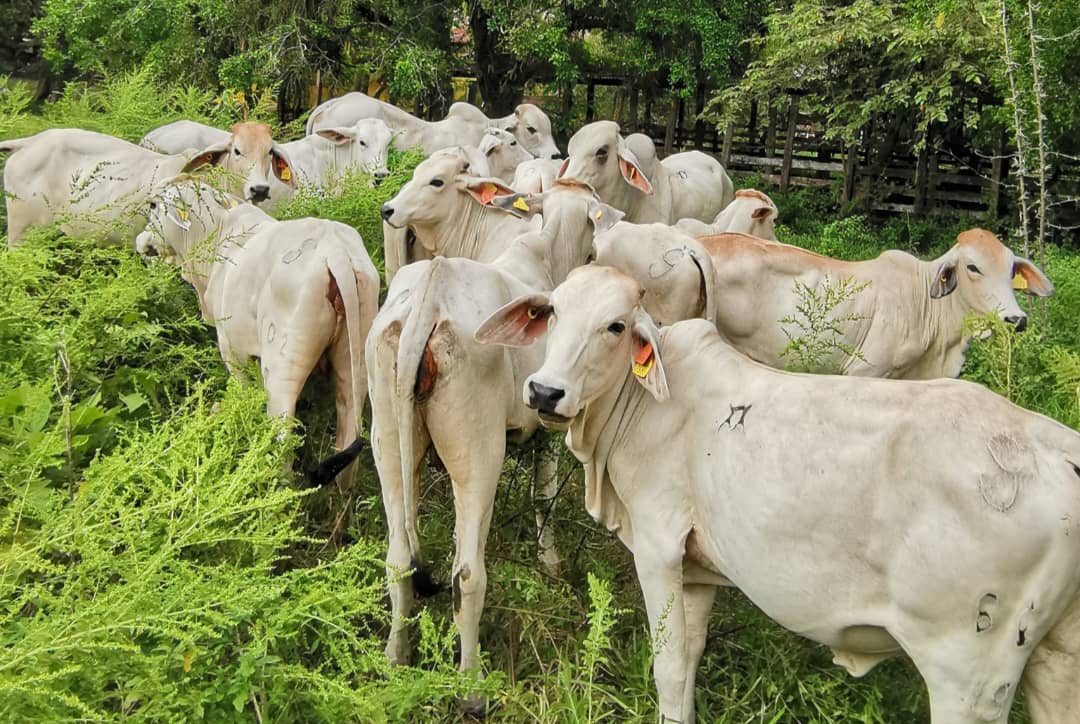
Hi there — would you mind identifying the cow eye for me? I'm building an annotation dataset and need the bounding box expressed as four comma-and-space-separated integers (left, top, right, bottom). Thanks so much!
149, 201, 158, 210
966, 264, 981, 274
510, 141, 517, 146
607, 321, 625, 335
359, 140, 367, 147
430, 179, 444, 188
233, 148, 241, 156
527, 126, 537, 134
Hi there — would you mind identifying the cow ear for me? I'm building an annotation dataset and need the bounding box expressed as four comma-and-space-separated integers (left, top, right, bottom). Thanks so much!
315, 127, 355, 145
271, 145, 296, 187
617, 147, 653, 195
181, 142, 230, 173
490, 192, 543, 219
931, 255, 958, 299
556, 158, 569, 179
629, 307, 668, 401
586, 198, 624, 234
751, 205, 773, 220
1013, 257, 1054, 297
474, 293, 552, 347
463, 178, 516, 205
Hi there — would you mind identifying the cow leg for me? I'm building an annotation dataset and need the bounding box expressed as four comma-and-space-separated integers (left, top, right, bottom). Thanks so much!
328, 334, 366, 492
634, 547, 688, 722
532, 433, 561, 574
1024, 593, 1080, 723
371, 409, 429, 665
681, 583, 716, 720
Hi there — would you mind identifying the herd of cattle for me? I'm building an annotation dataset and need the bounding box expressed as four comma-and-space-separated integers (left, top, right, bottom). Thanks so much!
3, 91, 1079, 723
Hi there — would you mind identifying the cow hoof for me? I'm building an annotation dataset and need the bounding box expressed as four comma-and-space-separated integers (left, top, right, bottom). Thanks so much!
460, 694, 488, 718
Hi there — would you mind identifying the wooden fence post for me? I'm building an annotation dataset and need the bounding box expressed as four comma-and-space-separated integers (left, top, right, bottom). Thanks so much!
764, 101, 777, 157
628, 87, 639, 132
586, 80, 596, 123
913, 143, 930, 215
721, 122, 734, 168
694, 84, 705, 149
781, 98, 799, 190
841, 144, 859, 204
664, 95, 678, 155
989, 128, 1006, 218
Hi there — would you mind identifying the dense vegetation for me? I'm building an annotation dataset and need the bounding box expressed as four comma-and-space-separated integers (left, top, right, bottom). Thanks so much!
1, 71, 1078, 721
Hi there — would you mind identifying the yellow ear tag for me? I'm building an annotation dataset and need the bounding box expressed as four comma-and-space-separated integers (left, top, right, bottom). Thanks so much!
513, 197, 530, 211
279, 167, 292, 181
1012, 272, 1028, 290
177, 207, 190, 222
632, 342, 654, 378
594, 208, 603, 220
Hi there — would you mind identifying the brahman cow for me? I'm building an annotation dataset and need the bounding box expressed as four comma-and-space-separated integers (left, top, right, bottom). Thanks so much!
676, 188, 779, 240
511, 157, 564, 194
135, 179, 378, 486
367, 181, 618, 711
476, 263, 1080, 724
558, 120, 734, 224
477, 127, 534, 182
139, 121, 296, 206
306, 92, 562, 159
379, 147, 540, 281
142, 118, 393, 202
594, 224, 1053, 378
0, 128, 250, 246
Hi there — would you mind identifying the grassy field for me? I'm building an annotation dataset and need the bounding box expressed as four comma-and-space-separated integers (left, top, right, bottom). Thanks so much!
2, 70, 1077, 722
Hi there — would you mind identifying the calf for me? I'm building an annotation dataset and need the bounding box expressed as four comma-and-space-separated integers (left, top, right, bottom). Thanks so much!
135, 180, 379, 485
477, 263, 1080, 724
1, 128, 231, 245
594, 224, 1053, 378
558, 121, 734, 224
477, 127, 534, 182
676, 188, 779, 240
367, 181, 614, 710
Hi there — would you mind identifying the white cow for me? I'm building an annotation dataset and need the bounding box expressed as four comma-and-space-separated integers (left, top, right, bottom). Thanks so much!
477, 127, 534, 182
306, 92, 562, 159
594, 224, 1053, 378
558, 121, 734, 224
511, 158, 564, 194
676, 188, 779, 240
367, 180, 614, 710
379, 148, 539, 280
0, 128, 236, 246
135, 180, 379, 485
477, 263, 1080, 724
138, 121, 296, 205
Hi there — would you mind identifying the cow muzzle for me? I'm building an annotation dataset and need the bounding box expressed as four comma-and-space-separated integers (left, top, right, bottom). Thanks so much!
248, 185, 270, 204
527, 381, 571, 423
1004, 314, 1028, 333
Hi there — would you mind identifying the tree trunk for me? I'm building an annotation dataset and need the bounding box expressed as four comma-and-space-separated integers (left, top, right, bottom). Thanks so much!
470, 3, 527, 115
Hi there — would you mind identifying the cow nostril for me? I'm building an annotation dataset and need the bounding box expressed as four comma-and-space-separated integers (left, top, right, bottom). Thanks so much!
1005, 315, 1028, 333
381, 204, 394, 221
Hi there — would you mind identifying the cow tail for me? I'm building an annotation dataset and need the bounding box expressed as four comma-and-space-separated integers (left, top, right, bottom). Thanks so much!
307, 250, 370, 488
394, 258, 445, 597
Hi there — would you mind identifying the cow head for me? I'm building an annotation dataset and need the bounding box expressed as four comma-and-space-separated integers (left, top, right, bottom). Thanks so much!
930, 228, 1053, 332
478, 127, 534, 182
181, 122, 294, 206
503, 103, 561, 160
476, 265, 668, 425
380, 149, 514, 230
558, 121, 653, 212
315, 118, 393, 178
593, 221, 717, 326
135, 178, 240, 262
709, 189, 779, 241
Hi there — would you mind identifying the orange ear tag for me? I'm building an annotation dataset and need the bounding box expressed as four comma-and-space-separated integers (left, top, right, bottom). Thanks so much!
476, 183, 499, 204
1012, 272, 1028, 290
627, 167, 636, 180
632, 342, 654, 378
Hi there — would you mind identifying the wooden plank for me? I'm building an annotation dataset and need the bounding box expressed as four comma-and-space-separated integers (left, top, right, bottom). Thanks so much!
781, 98, 799, 190
728, 154, 844, 173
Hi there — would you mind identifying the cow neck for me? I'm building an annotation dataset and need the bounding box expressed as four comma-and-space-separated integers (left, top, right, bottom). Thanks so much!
530, 194, 592, 284
910, 254, 971, 379
413, 196, 526, 263
567, 370, 650, 542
